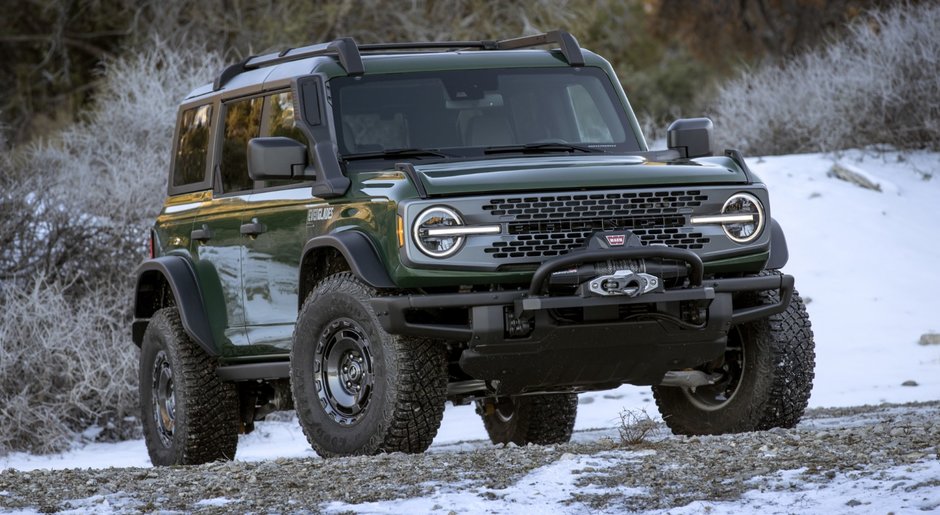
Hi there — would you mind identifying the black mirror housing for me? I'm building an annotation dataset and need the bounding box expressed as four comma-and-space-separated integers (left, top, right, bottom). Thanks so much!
248, 137, 308, 180
667, 118, 714, 158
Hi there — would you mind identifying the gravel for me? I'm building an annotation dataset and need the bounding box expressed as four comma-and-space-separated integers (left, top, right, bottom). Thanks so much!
1, 401, 938, 513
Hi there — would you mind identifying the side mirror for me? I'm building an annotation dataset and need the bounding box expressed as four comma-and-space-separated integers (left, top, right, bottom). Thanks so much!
247, 137, 308, 180
667, 118, 714, 158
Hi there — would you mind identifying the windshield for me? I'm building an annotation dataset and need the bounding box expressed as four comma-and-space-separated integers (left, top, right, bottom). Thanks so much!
328, 67, 641, 165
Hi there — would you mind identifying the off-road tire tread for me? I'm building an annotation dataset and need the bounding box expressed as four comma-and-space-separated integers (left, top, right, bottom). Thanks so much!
291, 272, 447, 457
140, 308, 239, 465
652, 270, 815, 435
753, 284, 815, 430
479, 394, 578, 445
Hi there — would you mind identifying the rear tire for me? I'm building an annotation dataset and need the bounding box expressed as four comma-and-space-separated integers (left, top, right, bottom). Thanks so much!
139, 308, 239, 466
652, 276, 815, 435
290, 273, 448, 457
477, 394, 578, 445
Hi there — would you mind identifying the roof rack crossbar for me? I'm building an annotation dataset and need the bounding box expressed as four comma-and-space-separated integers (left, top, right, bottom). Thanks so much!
495, 30, 584, 66
213, 37, 364, 90
359, 41, 489, 51
212, 30, 583, 91
356, 31, 583, 65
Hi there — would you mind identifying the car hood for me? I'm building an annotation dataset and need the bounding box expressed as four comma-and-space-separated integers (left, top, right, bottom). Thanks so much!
411, 154, 749, 196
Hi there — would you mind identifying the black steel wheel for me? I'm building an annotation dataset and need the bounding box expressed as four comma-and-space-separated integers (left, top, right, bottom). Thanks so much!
315, 318, 375, 425
291, 272, 448, 457
139, 308, 239, 466
477, 394, 578, 446
652, 273, 815, 435
150, 350, 176, 447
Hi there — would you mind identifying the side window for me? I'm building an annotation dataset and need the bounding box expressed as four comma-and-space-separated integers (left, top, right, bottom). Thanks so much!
220, 96, 263, 194
266, 92, 308, 145
172, 104, 212, 188
257, 91, 307, 189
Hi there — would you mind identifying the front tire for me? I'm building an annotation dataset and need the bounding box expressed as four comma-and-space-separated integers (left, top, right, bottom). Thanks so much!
652, 279, 815, 435
139, 308, 239, 466
290, 273, 448, 457
477, 394, 578, 445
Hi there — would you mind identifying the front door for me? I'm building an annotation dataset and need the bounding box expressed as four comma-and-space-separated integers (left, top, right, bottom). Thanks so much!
241, 187, 316, 351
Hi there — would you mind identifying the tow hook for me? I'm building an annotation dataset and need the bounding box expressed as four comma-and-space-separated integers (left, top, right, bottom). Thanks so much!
586, 269, 660, 297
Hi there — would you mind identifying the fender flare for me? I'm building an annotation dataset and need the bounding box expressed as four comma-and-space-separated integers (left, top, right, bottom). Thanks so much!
133, 256, 217, 356
301, 231, 396, 299
765, 218, 790, 270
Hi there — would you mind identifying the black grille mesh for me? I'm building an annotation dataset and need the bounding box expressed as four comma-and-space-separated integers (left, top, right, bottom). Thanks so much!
482, 190, 710, 259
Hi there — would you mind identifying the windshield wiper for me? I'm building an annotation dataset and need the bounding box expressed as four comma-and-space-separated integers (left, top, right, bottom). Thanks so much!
343, 148, 451, 161
483, 142, 605, 155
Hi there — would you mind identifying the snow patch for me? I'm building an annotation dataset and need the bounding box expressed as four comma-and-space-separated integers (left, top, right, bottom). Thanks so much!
324, 451, 650, 514
195, 497, 235, 507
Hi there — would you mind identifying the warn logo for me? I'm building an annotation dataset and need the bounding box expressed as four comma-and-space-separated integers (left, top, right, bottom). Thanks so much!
605, 234, 626, 246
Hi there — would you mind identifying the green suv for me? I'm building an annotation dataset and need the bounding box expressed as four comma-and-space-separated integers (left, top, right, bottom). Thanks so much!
133, 31, 815, 466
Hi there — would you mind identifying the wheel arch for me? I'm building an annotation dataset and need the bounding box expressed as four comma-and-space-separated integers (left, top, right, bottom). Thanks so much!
298, 231, 396, 310
133, 256, 218, 356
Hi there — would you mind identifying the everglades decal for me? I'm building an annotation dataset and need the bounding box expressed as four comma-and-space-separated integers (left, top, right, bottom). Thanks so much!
307, 206, 334, 225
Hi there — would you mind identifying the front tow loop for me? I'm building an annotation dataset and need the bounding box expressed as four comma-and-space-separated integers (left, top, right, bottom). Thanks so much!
585, 269, 660, 297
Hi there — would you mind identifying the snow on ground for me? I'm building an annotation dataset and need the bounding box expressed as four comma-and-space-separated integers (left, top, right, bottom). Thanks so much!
756, 149, 940, 407
324, 454, 940, 515
324, 450, 654, 515
1, 150, 939, 511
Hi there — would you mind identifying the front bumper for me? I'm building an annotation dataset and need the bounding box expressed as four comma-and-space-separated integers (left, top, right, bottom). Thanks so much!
371, 247, 793, 394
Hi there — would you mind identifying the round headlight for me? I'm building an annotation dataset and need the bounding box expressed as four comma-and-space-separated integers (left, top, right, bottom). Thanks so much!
721, 193, 765, 243
413, 206, 464, 258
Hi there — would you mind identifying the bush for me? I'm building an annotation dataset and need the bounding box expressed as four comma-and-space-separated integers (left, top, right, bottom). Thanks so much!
0, 280, 138, 454
617, 408, 657, 446
0, 41, 222, 455
709, 3, 940, 155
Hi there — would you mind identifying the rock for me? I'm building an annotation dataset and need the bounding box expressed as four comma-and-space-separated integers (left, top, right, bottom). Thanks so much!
918, 333, 940, 346
828, 162, 881, 191
902, 380, 919, 387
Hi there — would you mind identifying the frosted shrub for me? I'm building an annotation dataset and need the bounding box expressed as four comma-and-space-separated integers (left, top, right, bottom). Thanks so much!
710, 3, 940, 155
0, 280, 138, 454
0, 42, 222, 454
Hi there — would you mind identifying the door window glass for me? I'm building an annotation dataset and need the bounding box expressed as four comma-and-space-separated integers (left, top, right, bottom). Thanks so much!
220, 97, 263, 193
172, 104, 212, 187
258, 92, 307, 188
267, 92, 308, 145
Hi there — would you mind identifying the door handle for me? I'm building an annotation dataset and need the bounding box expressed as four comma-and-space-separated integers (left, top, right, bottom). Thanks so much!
191, 224, 213, 242
240, 219, 267, 237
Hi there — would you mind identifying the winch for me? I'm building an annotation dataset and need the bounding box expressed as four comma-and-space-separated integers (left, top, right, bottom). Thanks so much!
546, 231, 673, 297
585, 268, 660, 297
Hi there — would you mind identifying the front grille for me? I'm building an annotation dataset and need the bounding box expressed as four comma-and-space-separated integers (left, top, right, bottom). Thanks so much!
482, 190, 711, 260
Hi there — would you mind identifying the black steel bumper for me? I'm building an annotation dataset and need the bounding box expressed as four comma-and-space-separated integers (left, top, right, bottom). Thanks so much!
371, 248, 794, 394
